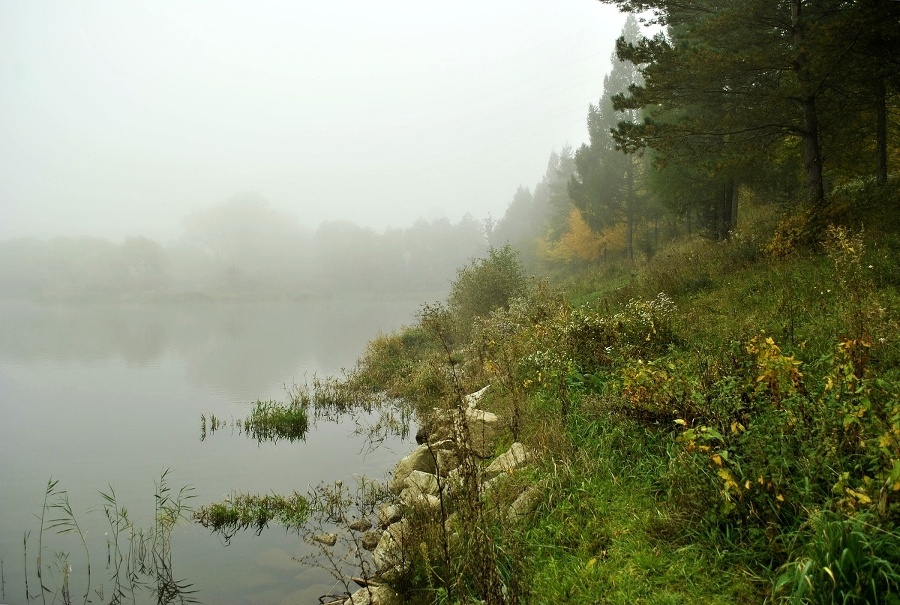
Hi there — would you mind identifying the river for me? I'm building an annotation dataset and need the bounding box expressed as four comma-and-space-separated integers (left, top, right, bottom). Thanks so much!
0, 298, 424, 604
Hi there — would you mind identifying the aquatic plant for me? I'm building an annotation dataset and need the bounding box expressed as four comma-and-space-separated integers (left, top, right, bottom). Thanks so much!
23, 471, 197, 605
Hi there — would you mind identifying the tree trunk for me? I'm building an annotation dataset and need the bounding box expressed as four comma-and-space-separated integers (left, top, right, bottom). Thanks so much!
792, 0, 826, 208
719, 178, 737, 240
800, 97, 825, 207
625, 161, 635, 260
875, 75, 888, 185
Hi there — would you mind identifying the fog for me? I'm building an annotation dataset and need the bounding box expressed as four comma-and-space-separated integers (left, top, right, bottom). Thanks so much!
1, 1, 625, 243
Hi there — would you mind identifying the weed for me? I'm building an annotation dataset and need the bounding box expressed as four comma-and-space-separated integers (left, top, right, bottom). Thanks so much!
774, 512, 900, 604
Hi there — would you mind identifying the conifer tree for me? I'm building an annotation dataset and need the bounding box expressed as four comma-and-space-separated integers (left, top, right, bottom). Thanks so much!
568, 15, 645, 258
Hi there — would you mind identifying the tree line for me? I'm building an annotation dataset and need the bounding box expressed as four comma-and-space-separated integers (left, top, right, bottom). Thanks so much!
0, 196, 491, 302
491, 3, 899, 265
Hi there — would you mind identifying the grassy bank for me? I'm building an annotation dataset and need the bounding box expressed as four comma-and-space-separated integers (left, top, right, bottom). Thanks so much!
334, 188, 900, 604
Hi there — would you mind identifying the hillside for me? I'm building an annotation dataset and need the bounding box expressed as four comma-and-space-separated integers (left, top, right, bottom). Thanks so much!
317, 186, 900, 604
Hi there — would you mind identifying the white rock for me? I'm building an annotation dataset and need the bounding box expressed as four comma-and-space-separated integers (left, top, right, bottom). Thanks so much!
389, 444, 437, 494
464, 385, 491, 409
508, 484, 543, 523
484, 442, 533, 480
342, 585, 402, 605
312, 533, 338, 546
403, 470, 440, 496
372, 519, 410, 575
377, 504, 402, 528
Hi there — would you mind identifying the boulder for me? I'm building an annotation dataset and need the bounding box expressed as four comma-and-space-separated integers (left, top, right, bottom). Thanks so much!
508, 484, 543, 523
388, 444, 437, 493
361, 531, 381, 551
312, 533, 338, 547
373, 519, 411, 579
415, 408, 455, 444
343, 584, 402, 605
484, 442, 532, 480
377, 504, 402, 529
417, 406, 503, 458
464, 407, 503, 458
464, 385, 490, 409
403, 470, 440, 496
349, 518, 373, 532
398, 490, 441, 512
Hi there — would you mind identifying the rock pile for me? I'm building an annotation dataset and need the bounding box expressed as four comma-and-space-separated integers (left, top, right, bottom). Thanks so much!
335, 385, 541, 604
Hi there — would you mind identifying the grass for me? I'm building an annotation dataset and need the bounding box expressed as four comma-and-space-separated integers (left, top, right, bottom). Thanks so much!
318, 188, 900, 604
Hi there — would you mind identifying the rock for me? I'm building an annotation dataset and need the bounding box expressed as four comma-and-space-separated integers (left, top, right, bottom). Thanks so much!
403, 470, 440, 496
464, 407, 503, 458
464, 385, 490, 409
484, 442, 533, 480
389, 444, 437, 493
312, 533, 338, 546
398, 490, 441, 511
416, 406, 503, 458
361, 531, 381, 551
349, 518, 373, 532
377, 504, 402, 528
508, 484, 543, 523
433, 444, 461, 476
342, 584, 402, 605
415, 408, 455, 444
373, 520, 411, 579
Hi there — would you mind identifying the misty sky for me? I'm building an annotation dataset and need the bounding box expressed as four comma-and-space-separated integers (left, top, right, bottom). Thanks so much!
1, 1, 627, 242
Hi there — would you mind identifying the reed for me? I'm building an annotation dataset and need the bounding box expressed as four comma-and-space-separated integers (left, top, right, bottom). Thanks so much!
23, 470, 196, 605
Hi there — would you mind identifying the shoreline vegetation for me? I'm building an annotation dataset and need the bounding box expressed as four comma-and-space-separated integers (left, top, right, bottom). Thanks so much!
199, 192, 900, 603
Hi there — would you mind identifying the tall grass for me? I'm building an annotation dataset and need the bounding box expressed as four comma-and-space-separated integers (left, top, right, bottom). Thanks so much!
23, 471, 197, 605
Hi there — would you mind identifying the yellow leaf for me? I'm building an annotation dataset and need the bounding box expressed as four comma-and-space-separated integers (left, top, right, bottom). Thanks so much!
717, 469, 740, 492
711, 454, 723, 467
776, 494, 785, 502
845, 488, 872, 504
674, 419, 687, 426
586, 558, 597, 569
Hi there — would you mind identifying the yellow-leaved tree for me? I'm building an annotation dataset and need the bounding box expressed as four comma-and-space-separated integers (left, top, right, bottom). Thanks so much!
539, 209, 626, 263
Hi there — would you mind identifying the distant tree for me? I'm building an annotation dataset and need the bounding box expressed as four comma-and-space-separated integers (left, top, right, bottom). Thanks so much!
181, 193, 312, 291
536, 146, 577, 243
119, 236, 169, 290
490, 186, 538, 248
568, 15, 645, 258
183, 193, 308, 265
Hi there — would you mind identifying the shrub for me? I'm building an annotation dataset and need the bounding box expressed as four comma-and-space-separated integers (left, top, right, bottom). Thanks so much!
448, 245, 528, 337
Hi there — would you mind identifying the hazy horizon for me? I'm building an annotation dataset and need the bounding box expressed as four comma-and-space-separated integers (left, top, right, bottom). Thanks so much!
1, 1, 626, 243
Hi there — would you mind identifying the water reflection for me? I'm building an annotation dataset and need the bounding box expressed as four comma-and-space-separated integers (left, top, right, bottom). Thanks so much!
0, 298, 422, 605
0, 299, 422, 395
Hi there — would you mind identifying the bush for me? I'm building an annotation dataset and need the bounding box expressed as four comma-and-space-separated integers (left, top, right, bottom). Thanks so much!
448, 245, 528, 337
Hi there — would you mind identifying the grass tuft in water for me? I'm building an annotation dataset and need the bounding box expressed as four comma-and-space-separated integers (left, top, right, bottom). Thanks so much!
193, 492, 310, 541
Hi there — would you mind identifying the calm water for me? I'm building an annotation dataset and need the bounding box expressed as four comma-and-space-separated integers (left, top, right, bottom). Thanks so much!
0, 299, 422, 604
